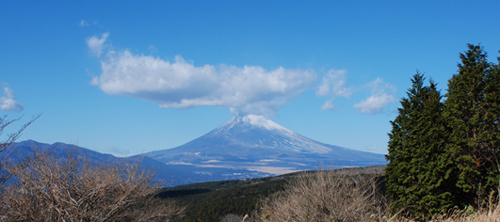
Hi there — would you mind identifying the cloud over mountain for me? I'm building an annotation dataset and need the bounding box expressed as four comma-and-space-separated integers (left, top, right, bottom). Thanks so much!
89, 34, 316, 116
88, 33, 395, 116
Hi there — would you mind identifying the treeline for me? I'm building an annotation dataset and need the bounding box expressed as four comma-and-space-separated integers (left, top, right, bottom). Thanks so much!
156, 165, 386, 222
385, 44, 500, 220
158, 174, 288, 221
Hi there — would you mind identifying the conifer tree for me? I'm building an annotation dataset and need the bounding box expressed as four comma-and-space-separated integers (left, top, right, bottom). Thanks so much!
445, 44, 500, 206
385, 72, 454, 219
483, 53, 500, 201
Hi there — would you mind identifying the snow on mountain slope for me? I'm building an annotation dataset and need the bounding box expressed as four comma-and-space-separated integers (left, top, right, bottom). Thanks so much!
146, 115, 387, 174
216, 115, 294, 135
207, 114, 331, 154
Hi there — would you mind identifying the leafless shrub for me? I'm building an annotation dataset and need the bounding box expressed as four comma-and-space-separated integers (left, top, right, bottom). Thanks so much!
256, 169, 385, 222
0, 115, 39, 153
0, 115, 40, 184
0, 149, 182, 222
220, 213, 245, 222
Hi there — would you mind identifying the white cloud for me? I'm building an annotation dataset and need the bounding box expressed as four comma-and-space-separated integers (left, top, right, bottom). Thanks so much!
317, 71, 396, 114
79, 19, 90, 27
354, 93, 394, 114
89, 34, 316, 116
316, 70, 352, 111
317, 69, 351, 97
148, 45, 158, 53
86, 32, 109, 57
321, 99, 336, 111
0, 85, 24, 112
354, 78, 396, 114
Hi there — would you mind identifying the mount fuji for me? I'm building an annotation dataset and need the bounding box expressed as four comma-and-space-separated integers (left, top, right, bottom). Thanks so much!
145, 115, 386, 175
5, 116, 387, 186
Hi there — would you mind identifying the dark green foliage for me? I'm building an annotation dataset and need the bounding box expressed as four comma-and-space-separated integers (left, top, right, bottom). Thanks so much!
385, 72, 455, 219
158, 165, 386, 222
386, 44, 500, 219
159, 177, 287, 222
445, 44, 500, 207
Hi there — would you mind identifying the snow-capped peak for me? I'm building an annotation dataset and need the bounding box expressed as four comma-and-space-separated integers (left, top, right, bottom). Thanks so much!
210, 114, 300, 142
241, 114, 293, 133
215, 114, 295, 136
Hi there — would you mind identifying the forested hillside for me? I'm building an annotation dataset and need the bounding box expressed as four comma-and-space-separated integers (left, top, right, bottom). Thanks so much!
156, 165, 386, 222
385, 44, 500, 220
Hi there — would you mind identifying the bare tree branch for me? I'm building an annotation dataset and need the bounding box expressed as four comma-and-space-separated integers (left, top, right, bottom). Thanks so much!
0, 149, 183, 221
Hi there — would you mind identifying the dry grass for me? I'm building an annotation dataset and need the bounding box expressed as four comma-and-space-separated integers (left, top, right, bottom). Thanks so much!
396, 205, 500, 222
220, 213, 246, 222
256, 169, 385, 222
253, 169, 500, 222
0, 149, 182, 222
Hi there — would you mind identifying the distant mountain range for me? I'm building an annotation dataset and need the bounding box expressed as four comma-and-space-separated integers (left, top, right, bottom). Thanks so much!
4, 115, 386, 186
2, 140, 270, 187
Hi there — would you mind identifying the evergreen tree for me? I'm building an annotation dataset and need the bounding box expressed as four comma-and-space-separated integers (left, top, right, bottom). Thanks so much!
445, 44, 500, 206
385, 72, 454, 219
482, 51, 500, 203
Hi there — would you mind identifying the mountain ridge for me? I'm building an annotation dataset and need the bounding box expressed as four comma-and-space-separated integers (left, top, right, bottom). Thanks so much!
3, 116, 386, 186
3, 140, 273, 186
145, 115, 386, 175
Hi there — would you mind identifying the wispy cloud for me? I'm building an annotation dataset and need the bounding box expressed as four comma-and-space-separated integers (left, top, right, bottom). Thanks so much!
316, 70, 352, 111
0, 84, 24, 112
89, 33, 316, 116
78, 19, 90, 27
317, 71, 396, 114
88, 33, 397, 116
354, 78, 396, 114
86, 32, 109, 57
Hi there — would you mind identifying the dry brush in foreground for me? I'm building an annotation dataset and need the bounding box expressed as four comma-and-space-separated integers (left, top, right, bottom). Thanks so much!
253, 169, 500, 222
0, 150, 182, 222
256, 169, 385, 222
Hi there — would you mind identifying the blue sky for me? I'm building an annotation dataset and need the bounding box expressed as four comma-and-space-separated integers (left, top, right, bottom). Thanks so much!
1, 1, 499, 156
